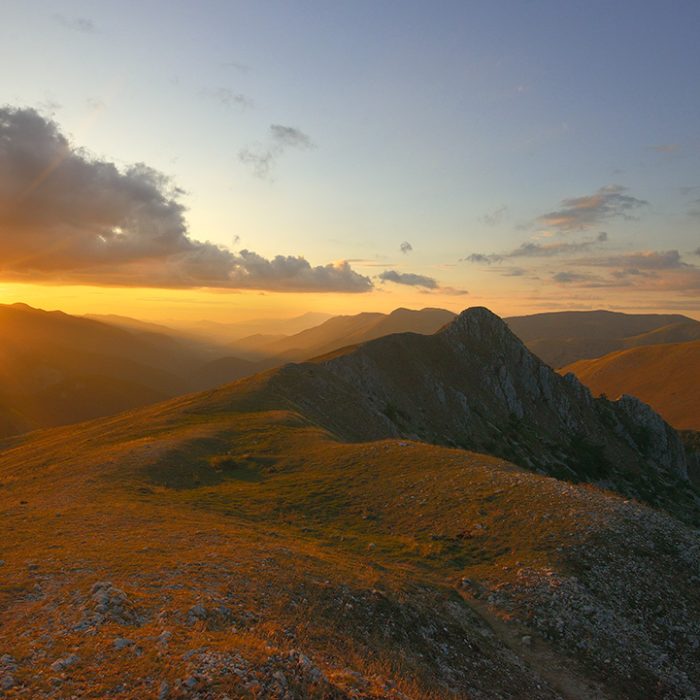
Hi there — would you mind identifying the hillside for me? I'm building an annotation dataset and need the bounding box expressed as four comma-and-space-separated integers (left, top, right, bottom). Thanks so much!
562, 340, 700, 431
505, 310, 700, 368
0, 304, 207, 435
1, 307, 698, 698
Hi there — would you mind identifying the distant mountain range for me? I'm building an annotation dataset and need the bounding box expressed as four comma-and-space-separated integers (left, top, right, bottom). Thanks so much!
228, 307, 457, 361
505, 309, 700, 368
1, 302, 699, 442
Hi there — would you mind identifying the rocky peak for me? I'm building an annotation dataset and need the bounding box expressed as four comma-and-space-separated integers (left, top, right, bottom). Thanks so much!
264, 307, 697, 523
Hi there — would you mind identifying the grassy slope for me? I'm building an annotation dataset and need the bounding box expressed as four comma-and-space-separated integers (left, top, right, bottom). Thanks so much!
1, 385, 698, 698
562, 340, 700, 430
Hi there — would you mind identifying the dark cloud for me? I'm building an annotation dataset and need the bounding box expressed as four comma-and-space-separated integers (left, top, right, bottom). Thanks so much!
537, 185, 647, 231
480, 205, 508, 226
52, 14, 96, 33
238, 124, 314, 179
693, 247, 700, 256
400, 241, 413, 254
464, 232, 609, 264
378, 270, 438, 289
0, 107, 370, 292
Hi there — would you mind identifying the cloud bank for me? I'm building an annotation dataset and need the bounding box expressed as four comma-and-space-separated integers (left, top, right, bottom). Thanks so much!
0, 107, 370, 292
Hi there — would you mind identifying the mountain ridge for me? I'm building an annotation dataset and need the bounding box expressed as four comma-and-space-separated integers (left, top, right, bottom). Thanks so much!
1, 308, 699, 698
191, 307, 698, 523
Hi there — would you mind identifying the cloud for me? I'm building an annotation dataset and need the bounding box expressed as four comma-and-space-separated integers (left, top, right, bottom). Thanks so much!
378, 270, 438, 289
226, 251, 372, 292
577, 250, 689, 270
220, 61, 250, 73
202, 87, 253, 111
52, 14, 96, 33
464, 253, 501, 264
464, 232, 609, 264
480, 205, 508, 226
238, 124, 314, 179
552, 271, 592, 284
0, 107, 370, 292
400, 241, 413, 254
537, 185, 647, 231
693, 247, 700, 256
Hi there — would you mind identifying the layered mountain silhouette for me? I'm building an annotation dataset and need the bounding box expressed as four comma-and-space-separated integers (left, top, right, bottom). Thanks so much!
505, 309, 700, 368
191, 307, 457, 389
563, 339, 700, 431
2, 307, 699, 698
228, 307, 456, 360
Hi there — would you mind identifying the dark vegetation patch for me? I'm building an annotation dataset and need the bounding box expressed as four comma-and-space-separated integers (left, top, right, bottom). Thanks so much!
144, 437, 268, 489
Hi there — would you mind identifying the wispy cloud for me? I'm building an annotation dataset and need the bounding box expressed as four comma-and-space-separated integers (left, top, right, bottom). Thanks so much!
537, 185, 647, 232
0, 107, 370, 292
220, 61, 250, 73
479, 205, 508, 226
201, 87, 253, 111
576, 250, 689, 270
239, 124, 314, 179
52, 14, 96, 33
464, 232, 608, 264
552, 271, 594, 284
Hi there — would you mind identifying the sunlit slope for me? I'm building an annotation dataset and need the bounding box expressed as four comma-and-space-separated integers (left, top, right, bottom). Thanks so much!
1, 393, 698, 698
562, 340, 700, 430
505, 310, 700, 368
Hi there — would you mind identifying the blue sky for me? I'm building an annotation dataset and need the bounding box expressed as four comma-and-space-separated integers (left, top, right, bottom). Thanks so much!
1, 1, 699, 319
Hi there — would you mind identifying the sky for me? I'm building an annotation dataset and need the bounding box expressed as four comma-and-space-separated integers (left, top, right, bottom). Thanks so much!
1, 1, 699, 322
